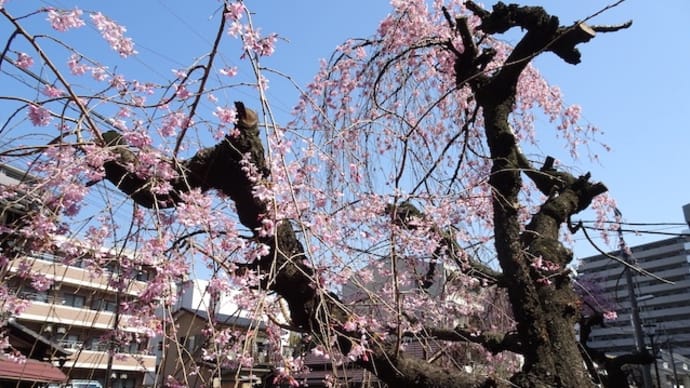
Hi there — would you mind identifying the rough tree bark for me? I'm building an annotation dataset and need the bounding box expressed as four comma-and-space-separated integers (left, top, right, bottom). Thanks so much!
452, 2, 627, 386
97, 2, 632, 387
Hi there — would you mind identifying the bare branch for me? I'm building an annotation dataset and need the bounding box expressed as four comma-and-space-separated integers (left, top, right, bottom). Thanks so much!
417, 327, 522, 355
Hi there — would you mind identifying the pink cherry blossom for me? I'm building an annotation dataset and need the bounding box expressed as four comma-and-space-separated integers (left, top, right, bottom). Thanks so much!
67, 54, 88, 75
175, 84, 191, 100
177, 190, 213, 226
16, 52, 33, 69
159, 111, 189, 137
47, 8, 85, 31
91, 65, 109, 81
30, 274, 53, 292
603, 311, 618, 321
213, 106, 237, 124
89, 12, 137, 57
42, 85, 64, 97
228, 21, 243, 37
219, 66, 238, 77
27, 104, 51, 126
225, 2, 245, 21
110, 74, 127, 90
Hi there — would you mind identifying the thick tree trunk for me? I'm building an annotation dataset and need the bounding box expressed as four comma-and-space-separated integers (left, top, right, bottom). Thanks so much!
454, 2, 627, 385
477, 89, 594, 387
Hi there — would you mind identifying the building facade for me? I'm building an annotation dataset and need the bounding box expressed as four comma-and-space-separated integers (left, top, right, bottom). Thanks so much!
578, 234, 690, 386
5, 251, 158, 388
1, 164, 157, 387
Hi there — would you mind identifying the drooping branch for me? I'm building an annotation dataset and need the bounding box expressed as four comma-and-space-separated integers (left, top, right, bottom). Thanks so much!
172, 2, 229, 156
99, 103, 491, 387
385, 201, 504, 287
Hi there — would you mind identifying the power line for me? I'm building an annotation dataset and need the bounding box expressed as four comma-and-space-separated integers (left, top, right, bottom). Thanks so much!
582, 225, 689, 238
579, 220, 687, 227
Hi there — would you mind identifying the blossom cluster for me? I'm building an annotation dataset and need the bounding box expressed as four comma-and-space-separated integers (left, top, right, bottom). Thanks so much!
90, 12, 137, 57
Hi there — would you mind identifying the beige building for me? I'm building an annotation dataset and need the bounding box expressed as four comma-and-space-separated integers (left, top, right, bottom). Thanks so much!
158, 279, 273, 388
5, 253, 158, 388
1, 164, 157, 387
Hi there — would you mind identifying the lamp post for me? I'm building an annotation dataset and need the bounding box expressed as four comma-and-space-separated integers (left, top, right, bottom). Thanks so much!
615, 208, 653, 388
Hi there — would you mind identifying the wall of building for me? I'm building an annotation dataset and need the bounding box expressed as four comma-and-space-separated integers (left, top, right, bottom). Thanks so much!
7, 257, 158, 387
176, 279, 252, 319
1, 164, 158, 387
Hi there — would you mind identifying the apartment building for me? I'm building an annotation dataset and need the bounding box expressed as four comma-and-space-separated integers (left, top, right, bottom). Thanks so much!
578, 233, 690, 386
1, 164, 157, 387
578, 235, 690, 357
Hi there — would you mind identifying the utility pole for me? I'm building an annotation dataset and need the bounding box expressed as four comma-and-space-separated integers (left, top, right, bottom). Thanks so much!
668, 339, 680, 387
615, 208, 652, 388
645, 325, 661, 388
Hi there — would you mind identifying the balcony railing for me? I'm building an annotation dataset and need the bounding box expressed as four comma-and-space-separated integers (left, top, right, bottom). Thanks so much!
17, 290, 48, 303
57, 339, 83, 350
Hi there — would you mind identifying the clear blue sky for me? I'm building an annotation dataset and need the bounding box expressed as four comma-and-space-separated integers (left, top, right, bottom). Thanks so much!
3, 0, 689, 259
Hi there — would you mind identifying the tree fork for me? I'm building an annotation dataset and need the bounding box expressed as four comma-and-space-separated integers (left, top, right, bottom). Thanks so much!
451, 2, 629, 386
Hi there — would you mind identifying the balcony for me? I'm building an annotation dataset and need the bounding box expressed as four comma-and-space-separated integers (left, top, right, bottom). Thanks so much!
8, 256, 149, 296
17, 300, 141, 332
64, 349, 156, 372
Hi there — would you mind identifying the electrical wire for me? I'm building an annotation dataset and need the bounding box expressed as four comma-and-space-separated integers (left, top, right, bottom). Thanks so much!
579, 220, 687, 227
582, 225, 689, 238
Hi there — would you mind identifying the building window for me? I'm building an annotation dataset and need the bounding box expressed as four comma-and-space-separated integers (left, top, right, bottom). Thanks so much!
62, 293, 85, 308
87, 337, 109, 352
180, 335, 200, 354
59, 334, 82, 350
92, 298, 118, 312
126, 340, 141, 354
112, 377, 136, 388
33, 250, 59, 262
256, 342, 268, 363
135, 269, 150, 281
18, 290, 48, 303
